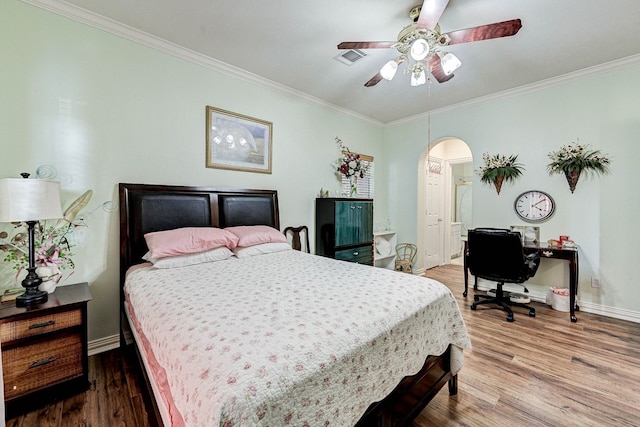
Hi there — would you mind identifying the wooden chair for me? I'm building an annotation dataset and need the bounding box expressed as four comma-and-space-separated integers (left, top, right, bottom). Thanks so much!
283, 226, 310, 253
394, 243, 417, 274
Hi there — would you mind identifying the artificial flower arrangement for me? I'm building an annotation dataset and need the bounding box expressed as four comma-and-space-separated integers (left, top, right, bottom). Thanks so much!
0, 189, 93, 286
476, 153, 525, 194
547, 140, 611, 193
335, 137, 370, 196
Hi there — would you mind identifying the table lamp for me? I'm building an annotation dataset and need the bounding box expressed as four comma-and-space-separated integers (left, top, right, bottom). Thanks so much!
0, 173, 63, 306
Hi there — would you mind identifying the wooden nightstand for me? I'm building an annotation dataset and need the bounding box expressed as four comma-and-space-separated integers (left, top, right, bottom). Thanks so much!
0, 282, 91, 417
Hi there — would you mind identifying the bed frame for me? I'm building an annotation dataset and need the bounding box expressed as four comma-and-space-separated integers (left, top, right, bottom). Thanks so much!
118, 183, 457, 426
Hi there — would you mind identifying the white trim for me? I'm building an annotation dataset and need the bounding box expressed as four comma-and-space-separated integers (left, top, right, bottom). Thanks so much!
386, 53, 640, 127
20, 0, 384, 127
473, 279, 640, 324
88, 334, 120, 356
20, 1, 640, 128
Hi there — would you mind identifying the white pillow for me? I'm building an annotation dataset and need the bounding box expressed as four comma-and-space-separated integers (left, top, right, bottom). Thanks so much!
142, 246, 234, 268
232, 242, 292, 259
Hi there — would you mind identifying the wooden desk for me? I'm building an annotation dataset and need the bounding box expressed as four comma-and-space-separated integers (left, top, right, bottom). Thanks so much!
463, 242, 579, 322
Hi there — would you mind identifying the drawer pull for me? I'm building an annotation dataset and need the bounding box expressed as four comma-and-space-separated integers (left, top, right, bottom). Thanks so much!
350, 206, 356, 209
353, 251, 359, 256
29, 320, 56, 329
29, 357, 57, 368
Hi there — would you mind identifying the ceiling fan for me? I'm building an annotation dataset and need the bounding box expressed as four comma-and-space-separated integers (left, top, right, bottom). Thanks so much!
337, 0, 522, 87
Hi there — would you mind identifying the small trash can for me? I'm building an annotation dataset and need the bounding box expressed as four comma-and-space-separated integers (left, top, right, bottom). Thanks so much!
547, 287, 570, 312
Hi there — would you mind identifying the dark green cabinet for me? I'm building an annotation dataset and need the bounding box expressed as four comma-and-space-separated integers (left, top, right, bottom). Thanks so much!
315, 198, 373, 265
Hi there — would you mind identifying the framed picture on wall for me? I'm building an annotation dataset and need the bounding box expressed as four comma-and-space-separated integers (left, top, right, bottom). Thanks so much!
205, 106, 273, 174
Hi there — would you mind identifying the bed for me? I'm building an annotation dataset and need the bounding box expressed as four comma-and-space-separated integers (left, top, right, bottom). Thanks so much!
119, 183, 471, 426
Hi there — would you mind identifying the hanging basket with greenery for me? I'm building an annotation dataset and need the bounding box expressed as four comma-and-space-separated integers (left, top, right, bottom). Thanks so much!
547, 141, 611, 193
476, 153, 525, 194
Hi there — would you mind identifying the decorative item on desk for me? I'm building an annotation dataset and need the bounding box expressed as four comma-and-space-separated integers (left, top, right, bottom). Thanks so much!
0, 174, 64, 306
318, 188, 330, 198
547, 140, 611, 193
1, 178, 93, 300
476, 153, 524, 194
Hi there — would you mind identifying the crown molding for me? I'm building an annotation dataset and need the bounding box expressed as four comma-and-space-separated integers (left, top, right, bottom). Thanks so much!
388, 53, 640, 127
20, 0, 384, 127
20, 0, 640, 128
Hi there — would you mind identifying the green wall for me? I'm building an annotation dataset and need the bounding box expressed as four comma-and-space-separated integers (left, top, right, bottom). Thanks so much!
0, 0, 385, 343
385, 62, 640, 316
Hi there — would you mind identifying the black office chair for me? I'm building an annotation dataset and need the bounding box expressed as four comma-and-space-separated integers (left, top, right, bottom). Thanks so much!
283, 225, 310, 253
467, 228, 540, 322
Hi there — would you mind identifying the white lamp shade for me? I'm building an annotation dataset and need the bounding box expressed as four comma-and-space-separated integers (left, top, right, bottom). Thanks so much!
410, 70, 427, 86
441, 53, 462, 75
410, 39, 430, 61
0, 178, 63, 222
380, 60, 399, 80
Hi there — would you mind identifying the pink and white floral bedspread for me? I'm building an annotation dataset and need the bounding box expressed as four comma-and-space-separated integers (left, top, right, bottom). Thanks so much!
125, 250, 471, 426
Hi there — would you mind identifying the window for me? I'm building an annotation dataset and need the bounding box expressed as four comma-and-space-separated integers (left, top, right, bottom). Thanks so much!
340, 153, 374, 198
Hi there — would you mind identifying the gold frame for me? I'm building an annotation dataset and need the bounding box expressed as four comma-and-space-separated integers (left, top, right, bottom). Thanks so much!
205, 106, 273, 174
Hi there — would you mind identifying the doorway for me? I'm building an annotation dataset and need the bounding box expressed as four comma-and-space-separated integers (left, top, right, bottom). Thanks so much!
420, 138, 472, 270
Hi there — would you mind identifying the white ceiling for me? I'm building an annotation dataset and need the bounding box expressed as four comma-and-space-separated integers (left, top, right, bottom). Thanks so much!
48, 0, 640, 123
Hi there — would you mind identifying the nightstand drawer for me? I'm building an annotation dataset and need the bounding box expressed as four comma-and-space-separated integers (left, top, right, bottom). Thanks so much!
0, 309, 82, 343
3, 333, 83, 399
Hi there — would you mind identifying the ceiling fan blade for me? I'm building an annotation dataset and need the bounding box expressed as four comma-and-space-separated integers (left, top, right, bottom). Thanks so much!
364, 73, 384, 87
338, 41, 396, 50
416, 0, 450, 30
445, 19, 522, 45
429, 55, 454, 83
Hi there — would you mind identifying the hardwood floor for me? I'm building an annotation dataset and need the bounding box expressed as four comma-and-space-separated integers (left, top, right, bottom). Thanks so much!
6, 264, 639, 426
416, 264, 640, 427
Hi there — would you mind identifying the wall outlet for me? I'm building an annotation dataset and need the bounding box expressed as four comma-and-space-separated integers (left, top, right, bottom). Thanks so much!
591, 277, 601, 288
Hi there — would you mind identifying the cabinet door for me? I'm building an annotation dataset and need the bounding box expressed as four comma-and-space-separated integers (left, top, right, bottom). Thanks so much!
335, 201, 373, 247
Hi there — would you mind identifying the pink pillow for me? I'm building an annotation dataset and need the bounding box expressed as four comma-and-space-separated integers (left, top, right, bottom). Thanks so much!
225, 225, 287, 247
144, 227, 239, 258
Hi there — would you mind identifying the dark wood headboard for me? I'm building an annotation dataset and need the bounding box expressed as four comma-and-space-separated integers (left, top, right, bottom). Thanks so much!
118, 183, 280, 283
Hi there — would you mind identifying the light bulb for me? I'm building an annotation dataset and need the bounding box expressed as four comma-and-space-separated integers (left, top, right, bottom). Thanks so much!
410, 39, 430, 61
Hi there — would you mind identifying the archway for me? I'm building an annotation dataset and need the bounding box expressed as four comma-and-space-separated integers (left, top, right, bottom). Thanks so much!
417, 137, 472, 272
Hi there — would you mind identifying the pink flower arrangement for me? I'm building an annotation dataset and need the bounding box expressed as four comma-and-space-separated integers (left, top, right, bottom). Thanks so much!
335, 137, 369, 179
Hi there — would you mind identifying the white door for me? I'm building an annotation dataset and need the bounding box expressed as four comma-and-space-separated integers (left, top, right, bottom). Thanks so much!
424, 157, 443, 269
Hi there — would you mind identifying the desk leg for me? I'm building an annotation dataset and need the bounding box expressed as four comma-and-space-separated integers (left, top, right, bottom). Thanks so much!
569, 252, 579, 322
463, 242, 469, 297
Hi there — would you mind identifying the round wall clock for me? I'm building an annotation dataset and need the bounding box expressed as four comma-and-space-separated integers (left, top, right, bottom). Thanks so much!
514, 190, 556, 223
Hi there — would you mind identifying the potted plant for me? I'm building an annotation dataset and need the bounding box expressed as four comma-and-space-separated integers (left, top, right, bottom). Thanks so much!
476, 153, 525, 194
547, 141, 611, 193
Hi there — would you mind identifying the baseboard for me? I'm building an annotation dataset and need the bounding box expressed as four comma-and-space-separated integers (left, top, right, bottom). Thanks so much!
473, 280, 640, 324
88, 334, 120, 356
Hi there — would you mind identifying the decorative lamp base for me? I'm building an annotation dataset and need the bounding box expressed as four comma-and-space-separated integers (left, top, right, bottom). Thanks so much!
16, 289, 48, 306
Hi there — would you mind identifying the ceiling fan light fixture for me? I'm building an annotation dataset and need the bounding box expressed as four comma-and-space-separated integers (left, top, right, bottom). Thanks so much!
409, 38, 430, 61
440, 52, 462, 75
410, 68, 426, 86
380, 60, 399, 80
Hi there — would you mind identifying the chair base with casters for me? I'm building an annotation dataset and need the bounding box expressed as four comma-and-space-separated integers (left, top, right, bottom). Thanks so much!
470, 281, 535, 322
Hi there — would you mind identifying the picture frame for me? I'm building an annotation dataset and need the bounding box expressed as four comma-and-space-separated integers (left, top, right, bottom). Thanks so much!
510, 225, 540, 245
206, 106, 273, 174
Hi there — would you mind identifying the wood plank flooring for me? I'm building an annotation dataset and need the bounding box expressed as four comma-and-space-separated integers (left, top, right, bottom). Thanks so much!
6, 264, 640, 426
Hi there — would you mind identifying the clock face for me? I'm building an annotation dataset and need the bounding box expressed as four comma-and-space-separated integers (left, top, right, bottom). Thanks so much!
514, 191, 555, 223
